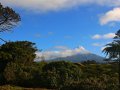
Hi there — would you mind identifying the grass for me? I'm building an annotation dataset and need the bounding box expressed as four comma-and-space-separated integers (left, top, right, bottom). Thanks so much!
0, 85, 51, 90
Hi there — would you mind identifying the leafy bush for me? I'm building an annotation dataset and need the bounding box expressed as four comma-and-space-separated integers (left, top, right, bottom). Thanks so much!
3, 61, 47, 87
0, 41, 37, 64
41, 61, 82, 89
62, 74, 119, 90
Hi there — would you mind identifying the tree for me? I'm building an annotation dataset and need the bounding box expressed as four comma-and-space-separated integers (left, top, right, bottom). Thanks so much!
0, 41, 37, 64
0, 41, 37, 84
0, 3, 20, 32
103, 30, 120, 63
103, 31, 120, 61
103, 29, 120, 88
0, 3, 20, 42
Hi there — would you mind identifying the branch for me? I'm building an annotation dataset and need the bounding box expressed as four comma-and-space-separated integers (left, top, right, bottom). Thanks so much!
0, 37, 7, 43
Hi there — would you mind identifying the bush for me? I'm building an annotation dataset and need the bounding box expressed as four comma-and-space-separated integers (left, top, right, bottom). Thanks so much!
62, 75, 119, 90
3, 61, 47, 87
41, 61, 82, 89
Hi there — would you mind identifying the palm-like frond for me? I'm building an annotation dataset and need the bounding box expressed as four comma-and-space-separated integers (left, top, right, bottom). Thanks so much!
103, 41, 120, 59
104, 30, 120, 87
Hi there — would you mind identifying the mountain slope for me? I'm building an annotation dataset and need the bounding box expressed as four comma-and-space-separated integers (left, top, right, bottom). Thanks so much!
50, 53, 104, 63
36, 46, 105, 62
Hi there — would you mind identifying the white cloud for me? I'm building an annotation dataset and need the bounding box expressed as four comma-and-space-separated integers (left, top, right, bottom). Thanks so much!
35, 46, 90, 60
92, 34, 101, 39
100, 7, 120, 25
103, 33, 115, 39
1, 0, 120, 12
92, 33, 115, 39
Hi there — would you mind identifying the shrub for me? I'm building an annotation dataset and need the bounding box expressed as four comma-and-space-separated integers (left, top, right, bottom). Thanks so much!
41, 61, 82, 89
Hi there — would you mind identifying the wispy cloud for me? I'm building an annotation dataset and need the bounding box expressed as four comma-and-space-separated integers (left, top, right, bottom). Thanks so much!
92, 33, 115, 39
92, 43, 103, 47
35, 46, 89, 60
92, 34, 101, 39
100, 7, 120, 25
1, 0, 120, 12
34, 32, 54, 38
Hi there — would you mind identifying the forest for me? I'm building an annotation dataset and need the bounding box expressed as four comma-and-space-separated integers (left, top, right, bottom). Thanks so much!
0, 3, 120, 90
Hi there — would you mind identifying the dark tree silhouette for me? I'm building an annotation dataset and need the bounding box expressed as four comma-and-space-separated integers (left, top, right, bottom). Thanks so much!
103, 29, 120, 88
103, 30, 120, 61
0, 3, 20, 32
0, 3, 20, 42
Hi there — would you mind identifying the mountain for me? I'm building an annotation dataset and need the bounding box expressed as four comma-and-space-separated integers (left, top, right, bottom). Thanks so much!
50, 53, 105, 63
35, 46, 105, 63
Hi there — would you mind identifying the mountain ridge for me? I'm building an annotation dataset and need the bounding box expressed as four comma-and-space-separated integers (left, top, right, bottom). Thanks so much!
48, 53, 105, 63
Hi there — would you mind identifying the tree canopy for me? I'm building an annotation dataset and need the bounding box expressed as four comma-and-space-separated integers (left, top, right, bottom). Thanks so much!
0, 3, 20, 32
0, 41, 37, 64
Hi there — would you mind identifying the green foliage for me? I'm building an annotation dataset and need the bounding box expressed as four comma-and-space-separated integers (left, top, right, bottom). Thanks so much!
0, 41, 37, 85
3, 61, 47, 87
0, 59, 119, 89
4, 62, 32, 85
62, 63, 119, 90
41, 61, 82, 89
62, 76, 119, 90
103, 29, 120, 88
81, 60, 98, 64
103, 29, 120, 61
0, 41, 37, 64
0, 40, 119, 90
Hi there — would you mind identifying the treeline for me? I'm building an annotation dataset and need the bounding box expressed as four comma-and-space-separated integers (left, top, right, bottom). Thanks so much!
0, 3, 119, 90
0, 41, 119, 90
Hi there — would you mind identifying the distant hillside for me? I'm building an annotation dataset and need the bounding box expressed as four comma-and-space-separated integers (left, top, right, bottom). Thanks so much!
49, 53, 105, 63
35, 46, 105, 63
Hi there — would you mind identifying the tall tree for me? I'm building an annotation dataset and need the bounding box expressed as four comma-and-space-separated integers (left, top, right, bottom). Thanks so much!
0, 41, 37, 64
0, 3, 20, 42
103, 29, 120, 88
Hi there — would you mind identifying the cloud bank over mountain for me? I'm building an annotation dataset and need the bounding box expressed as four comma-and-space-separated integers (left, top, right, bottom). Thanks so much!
35, 46, 90, 60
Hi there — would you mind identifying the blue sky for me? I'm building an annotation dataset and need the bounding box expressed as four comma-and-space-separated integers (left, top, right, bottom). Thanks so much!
1, 0, 120, 57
